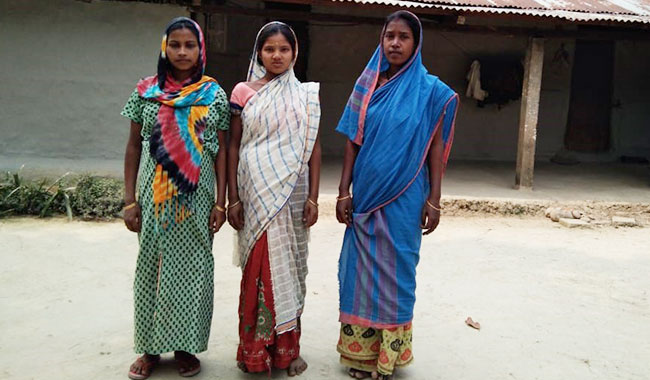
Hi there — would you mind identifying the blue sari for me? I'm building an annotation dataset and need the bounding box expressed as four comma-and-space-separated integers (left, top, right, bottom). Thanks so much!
336, 15, 458, 328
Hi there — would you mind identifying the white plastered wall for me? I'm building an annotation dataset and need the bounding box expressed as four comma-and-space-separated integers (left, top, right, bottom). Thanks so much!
0, 0, 188, 163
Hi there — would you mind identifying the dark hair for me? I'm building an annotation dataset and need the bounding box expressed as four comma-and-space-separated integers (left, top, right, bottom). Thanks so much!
167, 19, 200, 42
255, 23, 297, 65
158, 18, 202, 87
385, 11, 421, 48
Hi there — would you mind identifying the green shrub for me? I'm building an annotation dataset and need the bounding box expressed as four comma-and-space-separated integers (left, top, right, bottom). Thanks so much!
0, 171, 72, 218
72, 175, 124, 220
0, 171, 124, 220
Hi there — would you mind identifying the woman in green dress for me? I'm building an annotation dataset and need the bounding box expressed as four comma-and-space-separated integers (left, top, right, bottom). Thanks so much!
121, 17, 229, 379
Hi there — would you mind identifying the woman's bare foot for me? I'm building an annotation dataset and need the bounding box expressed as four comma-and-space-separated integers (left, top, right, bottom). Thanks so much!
371, 371, 393, 380
174, 351, 201, 377
128, 354, 160, 380
288, 356, 308, 376
237, 361, 249, 373
348, 368, 372, 379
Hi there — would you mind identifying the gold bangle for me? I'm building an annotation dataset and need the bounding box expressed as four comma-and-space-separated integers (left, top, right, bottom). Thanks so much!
123, 202, 138, 211
336, 194, 351, 202
214, 204, 226, 213
228, 200, 241, 209
307, 198, 318, 207
426, 199, 441, 211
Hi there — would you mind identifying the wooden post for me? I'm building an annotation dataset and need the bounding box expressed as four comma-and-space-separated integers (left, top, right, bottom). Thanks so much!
515, 37, 545, 190
190, 0, 201, 21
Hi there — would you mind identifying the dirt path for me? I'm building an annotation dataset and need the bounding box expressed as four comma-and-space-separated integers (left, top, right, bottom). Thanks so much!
1, 216, 648, 380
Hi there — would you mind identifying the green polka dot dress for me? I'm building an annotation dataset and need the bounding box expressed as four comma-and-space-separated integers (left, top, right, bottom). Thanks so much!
121, 87, 229, 354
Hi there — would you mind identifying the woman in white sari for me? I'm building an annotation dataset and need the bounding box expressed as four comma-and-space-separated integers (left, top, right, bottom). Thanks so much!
227, 21, 321, 377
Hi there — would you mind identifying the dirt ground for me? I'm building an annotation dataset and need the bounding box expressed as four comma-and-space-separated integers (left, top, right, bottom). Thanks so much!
1, 216, 649, 380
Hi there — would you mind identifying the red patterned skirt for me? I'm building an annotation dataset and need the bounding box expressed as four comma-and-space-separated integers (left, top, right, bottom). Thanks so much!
237, 232, 301, 373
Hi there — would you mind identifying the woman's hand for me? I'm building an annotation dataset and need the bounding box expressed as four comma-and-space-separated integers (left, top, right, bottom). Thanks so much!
421, 200, 441, 235
227, 201, 245, 230
336, 195, 353, 226
123, 121, 142, 233
209, 205, 227, 234
303, 199, 318, 227
124, 203, 142, 233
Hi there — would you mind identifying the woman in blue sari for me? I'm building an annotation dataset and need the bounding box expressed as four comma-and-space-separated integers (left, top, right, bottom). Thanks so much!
335, 11, 458, 379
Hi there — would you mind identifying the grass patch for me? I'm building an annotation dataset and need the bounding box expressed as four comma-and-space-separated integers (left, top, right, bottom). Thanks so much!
0, 170, 124, 220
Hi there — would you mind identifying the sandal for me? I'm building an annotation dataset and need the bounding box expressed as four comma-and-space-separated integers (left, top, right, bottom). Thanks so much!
128, 354, 160, 380
174, 351, 201, 378
348, 368, 371, 379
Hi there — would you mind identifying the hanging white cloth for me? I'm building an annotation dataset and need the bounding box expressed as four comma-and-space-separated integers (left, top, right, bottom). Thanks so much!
466, 60, 488, 101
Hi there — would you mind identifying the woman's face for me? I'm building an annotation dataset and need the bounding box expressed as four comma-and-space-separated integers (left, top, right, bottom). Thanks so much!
383, 18, 415, 68
166, 28, 200, 73
259, 32, 294, 76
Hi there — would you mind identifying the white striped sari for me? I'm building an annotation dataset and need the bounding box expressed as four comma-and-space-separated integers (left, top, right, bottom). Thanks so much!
235, 22, 321, 334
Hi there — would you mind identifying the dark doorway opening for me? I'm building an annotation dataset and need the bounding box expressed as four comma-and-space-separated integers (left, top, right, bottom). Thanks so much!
264, 2, 310, 82
564, 40, 615, 152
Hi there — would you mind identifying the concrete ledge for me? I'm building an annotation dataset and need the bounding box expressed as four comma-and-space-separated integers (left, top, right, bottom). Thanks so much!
318, 193, 650, 224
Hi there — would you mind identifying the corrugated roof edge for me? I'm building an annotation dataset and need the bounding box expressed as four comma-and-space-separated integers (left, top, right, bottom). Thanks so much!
331, 0, 650, 24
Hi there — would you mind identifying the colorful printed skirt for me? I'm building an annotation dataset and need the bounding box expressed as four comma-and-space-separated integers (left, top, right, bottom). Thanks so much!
337, 322, 413, 376
237, 232, 301, 373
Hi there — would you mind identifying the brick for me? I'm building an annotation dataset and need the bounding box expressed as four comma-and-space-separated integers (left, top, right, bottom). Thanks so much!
558, 218, 590, 228
612, 216, 637, 227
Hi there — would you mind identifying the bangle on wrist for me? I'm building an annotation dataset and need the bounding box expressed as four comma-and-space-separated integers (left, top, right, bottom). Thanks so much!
426, 199, 441, 211
214, 204, 226, 213
123, 201, 138, 211
307, 198, 318, 207
228, 200, 241, 209
336, 194, 352, 202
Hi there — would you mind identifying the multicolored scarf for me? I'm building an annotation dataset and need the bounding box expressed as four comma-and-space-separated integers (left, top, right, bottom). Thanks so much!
136, 17, 220, 229
336, 12, 459, 328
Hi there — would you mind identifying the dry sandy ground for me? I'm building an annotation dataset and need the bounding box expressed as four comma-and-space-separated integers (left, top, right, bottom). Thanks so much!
1, 216, 649, 380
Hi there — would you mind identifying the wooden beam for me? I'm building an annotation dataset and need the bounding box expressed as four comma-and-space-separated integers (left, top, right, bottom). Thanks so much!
515, 37, 544, 190
191, 4, 386, 24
